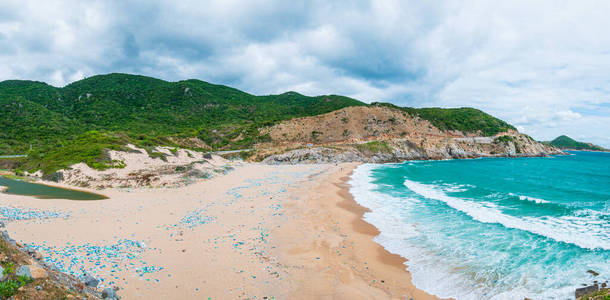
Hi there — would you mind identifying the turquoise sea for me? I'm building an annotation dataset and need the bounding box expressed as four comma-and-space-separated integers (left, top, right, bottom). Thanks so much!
349, 151, 610, 299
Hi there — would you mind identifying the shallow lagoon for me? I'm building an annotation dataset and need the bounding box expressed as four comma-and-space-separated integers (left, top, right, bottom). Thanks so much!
0, 176, 107, 200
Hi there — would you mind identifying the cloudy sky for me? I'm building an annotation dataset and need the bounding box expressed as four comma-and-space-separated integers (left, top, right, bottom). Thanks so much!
1, 1, 609, 147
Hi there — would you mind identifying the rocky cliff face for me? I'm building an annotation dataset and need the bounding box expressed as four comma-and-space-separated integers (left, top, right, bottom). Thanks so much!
257, 106, 562, 164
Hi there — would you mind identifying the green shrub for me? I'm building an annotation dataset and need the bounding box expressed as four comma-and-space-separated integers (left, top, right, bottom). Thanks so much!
17, 131, 128, 174
494, 135, 514, 145
2, 262, 14, 276
311, 131, 323, 142
0, 275, 32, 298
355, 141, 392, 154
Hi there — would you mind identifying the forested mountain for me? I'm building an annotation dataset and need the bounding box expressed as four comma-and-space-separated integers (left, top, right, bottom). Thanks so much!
0, 73, 531, 174
0, 73, 365, 155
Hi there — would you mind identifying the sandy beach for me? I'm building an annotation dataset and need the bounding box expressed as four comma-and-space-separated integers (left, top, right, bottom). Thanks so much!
0, 163, 439, 299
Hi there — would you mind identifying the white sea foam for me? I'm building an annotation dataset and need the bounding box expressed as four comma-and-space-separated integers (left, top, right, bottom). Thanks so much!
404, 179, 610, 250
508, 192, 550, 204
441, 183, 475, 193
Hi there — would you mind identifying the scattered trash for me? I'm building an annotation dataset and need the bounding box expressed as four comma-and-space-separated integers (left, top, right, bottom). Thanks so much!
0, 206, 69, 221
24, 239, 161, 288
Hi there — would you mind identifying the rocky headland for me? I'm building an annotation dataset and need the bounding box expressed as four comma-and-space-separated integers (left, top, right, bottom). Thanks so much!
256, 106, 562, 164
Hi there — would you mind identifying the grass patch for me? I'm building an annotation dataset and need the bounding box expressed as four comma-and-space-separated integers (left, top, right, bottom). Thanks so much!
494, 135, 514, 145
580, 289, 610, 300
354, 141, 392, 154
18, 130, 129, 174
311, 131, 323, 142
0, 275, 32, 298
0, 174, 28, 181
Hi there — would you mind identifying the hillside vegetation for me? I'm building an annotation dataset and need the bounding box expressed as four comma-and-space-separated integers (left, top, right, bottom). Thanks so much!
0, 73, 529, 174
372, 103, 516, 136
0, 74, 366, 173
547, 135, 608, 151
0, 74, 365, 154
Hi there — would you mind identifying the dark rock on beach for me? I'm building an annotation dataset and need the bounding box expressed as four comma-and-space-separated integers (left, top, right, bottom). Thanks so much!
16, 265, 32, 278
42, 171, 64, 182
1, 230, 15, 245
82, 274, 100, 287
575, 284, 598, 298
17, 263, 47, 279
0, 226, 102, 298
102, 287, 118, 299
587, 269, 600, 276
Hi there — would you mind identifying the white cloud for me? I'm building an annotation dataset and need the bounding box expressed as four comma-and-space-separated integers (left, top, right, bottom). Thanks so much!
0, 0, 609, 147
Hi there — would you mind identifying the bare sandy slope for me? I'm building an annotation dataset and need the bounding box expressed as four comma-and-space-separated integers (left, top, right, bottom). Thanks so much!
52, 144, 233, 189
1, 163, 440, 299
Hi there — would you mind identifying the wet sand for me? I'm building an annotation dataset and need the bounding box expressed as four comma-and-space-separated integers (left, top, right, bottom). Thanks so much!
271, 163, 440, 299
0, 163, 440, 299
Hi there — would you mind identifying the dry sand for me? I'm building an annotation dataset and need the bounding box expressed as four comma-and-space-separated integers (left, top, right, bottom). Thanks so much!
0, 163, 440, 299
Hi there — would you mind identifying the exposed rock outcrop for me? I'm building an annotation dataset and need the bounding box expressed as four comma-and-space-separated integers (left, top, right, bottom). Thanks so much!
576, 284, 598, 298
259, 106, 562, 164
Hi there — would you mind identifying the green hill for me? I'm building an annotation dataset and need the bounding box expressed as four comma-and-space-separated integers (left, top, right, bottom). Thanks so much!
0, 73, 522, 174
0, 73, 365, 151
547, 135, 607, 151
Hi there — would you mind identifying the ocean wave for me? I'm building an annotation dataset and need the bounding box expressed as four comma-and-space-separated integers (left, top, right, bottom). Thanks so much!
440, 182, 476, 193
404, 179, 610, 250
508, 193, 550, 204
349, 164, 419, 210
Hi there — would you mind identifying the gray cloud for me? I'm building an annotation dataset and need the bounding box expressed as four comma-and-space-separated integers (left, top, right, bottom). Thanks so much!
1, 0, 609, 147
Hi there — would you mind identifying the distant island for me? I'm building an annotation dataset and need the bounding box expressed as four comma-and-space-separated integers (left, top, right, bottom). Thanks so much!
546, 135, 609, 152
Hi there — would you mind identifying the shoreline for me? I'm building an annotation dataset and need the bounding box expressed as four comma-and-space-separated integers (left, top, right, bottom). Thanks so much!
271, 163, 441, 299
335, 166, 441, 299
562, 148, 610, 153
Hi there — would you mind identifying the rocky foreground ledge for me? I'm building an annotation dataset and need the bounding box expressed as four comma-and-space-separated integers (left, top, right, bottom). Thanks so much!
575, 270, 609, 300
0, 223, 117, 299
